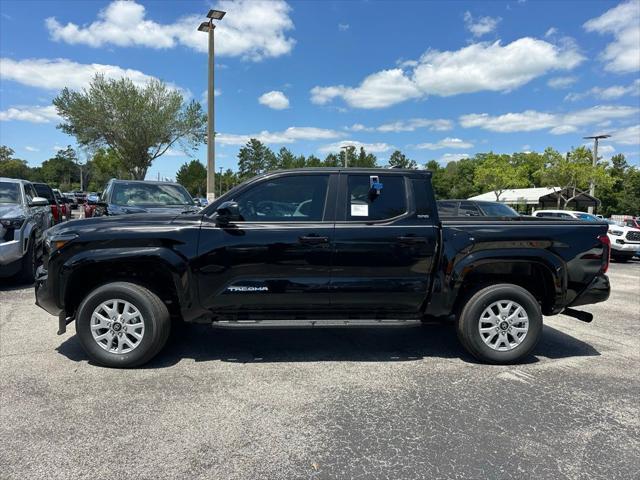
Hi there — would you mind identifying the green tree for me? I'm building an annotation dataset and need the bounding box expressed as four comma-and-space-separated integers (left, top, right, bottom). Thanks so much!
0, 146, 31, 179
176, 160, 207, 196
474, 153, 527, 200
354, 146, 377, 167
53, 74, 206, 180
323, 153, 341, 167
425, 160, 449, 199
305, 155, 323, 167
540, 147, 613, 209
237, 138, 275, 179
388, 150, 418, 169
40, 146, 79, 189
87, 148, 124, 191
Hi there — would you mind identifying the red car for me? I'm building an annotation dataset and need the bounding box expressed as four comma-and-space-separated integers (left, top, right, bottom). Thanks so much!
53, 189, 69, 221
33, 182, 65, 224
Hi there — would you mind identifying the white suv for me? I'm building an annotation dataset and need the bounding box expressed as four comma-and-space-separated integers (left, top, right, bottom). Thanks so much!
531, 210, 601, 221
606, 220, 640, 262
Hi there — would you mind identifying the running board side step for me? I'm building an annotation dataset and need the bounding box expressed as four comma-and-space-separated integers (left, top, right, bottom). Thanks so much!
563, 308, 593, 323
212, 319, 422, 329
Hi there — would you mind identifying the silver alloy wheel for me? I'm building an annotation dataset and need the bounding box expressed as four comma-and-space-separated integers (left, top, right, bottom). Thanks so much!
90, 299, 145, 354
478, 300, 529, 351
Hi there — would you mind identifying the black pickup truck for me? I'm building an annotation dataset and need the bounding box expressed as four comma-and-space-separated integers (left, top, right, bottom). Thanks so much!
35, 168, 611, 367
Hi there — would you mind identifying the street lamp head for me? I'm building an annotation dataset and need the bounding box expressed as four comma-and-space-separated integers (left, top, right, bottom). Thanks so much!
207, 9, 226, 20
583, 134, 611, 140
197, 22, 210, 32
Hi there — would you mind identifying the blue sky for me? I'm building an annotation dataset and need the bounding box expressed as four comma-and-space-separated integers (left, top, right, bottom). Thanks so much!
1, 0, 639, 180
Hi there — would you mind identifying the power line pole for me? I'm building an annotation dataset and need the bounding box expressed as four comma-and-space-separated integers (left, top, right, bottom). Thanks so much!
198, 9, 226, 203
583, 134, 610, 214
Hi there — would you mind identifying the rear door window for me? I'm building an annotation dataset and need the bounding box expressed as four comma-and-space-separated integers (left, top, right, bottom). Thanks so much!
458, 202, 481, 217
437, 201, 458, 216
347, 174, 406, 221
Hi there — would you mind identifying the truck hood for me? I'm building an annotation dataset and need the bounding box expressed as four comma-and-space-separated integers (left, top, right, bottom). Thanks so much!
107, 204, 201, 215
47, 212, 202, 237
0, 204, 26, 220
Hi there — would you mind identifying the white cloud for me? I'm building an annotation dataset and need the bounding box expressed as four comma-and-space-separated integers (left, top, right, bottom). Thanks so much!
547, 76, 577, 89
25, 146, 39, 152
437, 153, 470, 164
258, 90, 290, 110
0, 57, 168, 91
217, 127, 343, 146
377, 118, 453, 132
463, 11, 501, 37
311, 37, 583, 108
344, 118, 453, 133
0, 105, 59, 123
460, 105, 639, 134
545, 27, 558, 37
311, 69, 421, 109
46, 0, 295, 61
416, 137, 474, 150
565, 79, 640, 101
338, 23, 349, 31
583, 0, 640, 73
611, 124, 640, 145
317, 140, 393, 154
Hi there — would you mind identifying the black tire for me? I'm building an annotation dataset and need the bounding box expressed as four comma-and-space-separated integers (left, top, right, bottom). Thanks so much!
17, 236, 36, 284
75, 282, 171, 368
456, 284, 542, 364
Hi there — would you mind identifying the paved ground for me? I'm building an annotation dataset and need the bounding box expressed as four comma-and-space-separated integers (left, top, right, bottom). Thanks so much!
1, 261, 638, 480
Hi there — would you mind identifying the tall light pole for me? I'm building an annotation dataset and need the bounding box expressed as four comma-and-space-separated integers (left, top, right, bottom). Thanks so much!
340, 145, 351, 168
583, 134, 610, 214
198, 9, 226, 202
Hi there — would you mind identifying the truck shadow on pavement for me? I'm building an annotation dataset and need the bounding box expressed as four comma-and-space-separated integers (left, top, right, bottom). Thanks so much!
56, 323, 599, 368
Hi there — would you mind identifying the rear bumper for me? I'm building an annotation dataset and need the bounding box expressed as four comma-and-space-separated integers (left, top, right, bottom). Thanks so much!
569, 274, 610, 308
35, 265, 63, 317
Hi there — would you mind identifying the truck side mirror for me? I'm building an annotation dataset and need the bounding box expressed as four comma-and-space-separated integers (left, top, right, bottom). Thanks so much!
30, 197, 49, 207
215, 201, 241, 224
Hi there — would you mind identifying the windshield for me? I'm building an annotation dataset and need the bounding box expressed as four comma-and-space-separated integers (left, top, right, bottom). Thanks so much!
0, 182, 21, 204
478, 203, 520, 217
575, 213, 600, 222
111, 183, 194, 207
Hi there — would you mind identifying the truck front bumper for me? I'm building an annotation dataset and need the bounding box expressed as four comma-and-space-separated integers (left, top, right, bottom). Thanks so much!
610, 241, 640, 255
35, 265, 63, 317
569, 273, 610, 308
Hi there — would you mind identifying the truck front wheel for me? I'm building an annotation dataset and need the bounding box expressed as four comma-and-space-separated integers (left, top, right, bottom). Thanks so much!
457, 284, 542, 364
75, 282, 171, 368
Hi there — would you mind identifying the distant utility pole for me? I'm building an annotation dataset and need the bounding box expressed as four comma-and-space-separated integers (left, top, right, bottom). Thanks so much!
198, 9, 226, 203
218, 166, 223, 197
340, 145, 351, 168
583, 134, 610, 214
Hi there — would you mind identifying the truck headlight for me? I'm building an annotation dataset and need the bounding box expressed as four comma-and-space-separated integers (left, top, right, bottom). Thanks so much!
609, 230, 624, 236
45, 232, 78, 252
0, 217, 25, 229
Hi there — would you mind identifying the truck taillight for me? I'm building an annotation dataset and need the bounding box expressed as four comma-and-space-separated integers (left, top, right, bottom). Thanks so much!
598, 234, 610, 273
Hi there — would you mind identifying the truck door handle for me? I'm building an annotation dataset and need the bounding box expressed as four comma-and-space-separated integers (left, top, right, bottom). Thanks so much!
397, 235, 427, 244
299, 235, 329, 244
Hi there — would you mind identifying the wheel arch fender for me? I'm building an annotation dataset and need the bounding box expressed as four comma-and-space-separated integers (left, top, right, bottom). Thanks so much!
449, 248, 567, 315
60, 247, 195, 319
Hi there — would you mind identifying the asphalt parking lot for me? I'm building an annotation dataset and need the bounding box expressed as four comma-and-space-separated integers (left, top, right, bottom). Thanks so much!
1, 261, 638, 480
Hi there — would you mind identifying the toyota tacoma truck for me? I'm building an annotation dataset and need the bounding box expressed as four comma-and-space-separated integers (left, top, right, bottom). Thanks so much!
35, 168, 611, 368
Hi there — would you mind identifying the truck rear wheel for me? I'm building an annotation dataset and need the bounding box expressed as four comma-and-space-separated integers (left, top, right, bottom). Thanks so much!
457, 284, 542, 364
75, 282, 171, 368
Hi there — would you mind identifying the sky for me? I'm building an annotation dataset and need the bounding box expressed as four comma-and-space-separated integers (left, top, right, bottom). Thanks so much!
0, 0, 639, 180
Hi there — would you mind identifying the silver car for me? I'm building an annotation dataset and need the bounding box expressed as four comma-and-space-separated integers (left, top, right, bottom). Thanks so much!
0, 178, 53, 282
